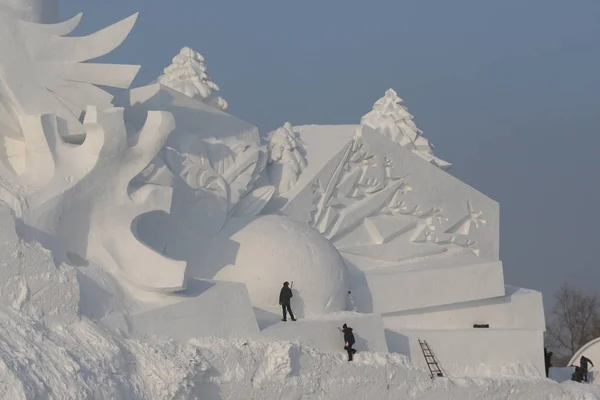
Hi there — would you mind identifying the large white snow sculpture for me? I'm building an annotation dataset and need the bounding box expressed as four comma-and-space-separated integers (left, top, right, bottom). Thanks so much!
157, 47, 228, 110
0, 0, 546, 376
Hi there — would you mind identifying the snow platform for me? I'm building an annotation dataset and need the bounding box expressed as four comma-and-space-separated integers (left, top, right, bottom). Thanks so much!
345, 255, 505, 314
383, 285, 545, 330
102, 279, 260, 342
386, 328, 544, 376
261, 312, 388, 353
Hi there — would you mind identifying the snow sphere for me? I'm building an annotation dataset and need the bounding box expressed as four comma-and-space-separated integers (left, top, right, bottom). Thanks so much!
213, 214, 349, 318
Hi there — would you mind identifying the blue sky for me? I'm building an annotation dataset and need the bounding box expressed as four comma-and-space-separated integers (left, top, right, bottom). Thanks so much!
61, 0, 600, 311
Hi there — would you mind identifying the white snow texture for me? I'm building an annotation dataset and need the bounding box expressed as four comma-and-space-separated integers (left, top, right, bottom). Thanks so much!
0, 1, 595, 399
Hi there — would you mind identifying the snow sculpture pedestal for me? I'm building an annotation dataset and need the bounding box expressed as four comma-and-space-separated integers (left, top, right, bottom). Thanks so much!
345, 255, 506, 313
102, 279, 260, 342
387, 329, 545, 376
262, 312, 388, 354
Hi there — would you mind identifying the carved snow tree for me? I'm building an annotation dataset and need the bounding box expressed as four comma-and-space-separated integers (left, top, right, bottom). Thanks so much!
546, 284, 600, 359
361, 89, 451, 170
157, 47, 228, 110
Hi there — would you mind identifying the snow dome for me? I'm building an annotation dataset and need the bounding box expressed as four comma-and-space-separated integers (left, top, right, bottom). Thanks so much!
213, 214, 350, 318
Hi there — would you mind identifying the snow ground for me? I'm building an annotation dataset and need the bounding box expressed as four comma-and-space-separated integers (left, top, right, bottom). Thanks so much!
0, 307, 598, 400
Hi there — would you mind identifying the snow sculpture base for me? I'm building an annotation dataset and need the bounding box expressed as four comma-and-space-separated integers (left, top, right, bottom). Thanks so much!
102, 279, 260, 342
383, 286, 545, 330
262, 312, 388, 354
387, 328, 545, 377
346, 255, 505, 313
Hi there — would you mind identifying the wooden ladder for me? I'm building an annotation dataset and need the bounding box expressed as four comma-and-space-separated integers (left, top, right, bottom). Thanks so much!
419, 339, 444, 378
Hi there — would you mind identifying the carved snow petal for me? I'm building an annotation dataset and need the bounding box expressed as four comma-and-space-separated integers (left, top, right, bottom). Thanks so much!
29, 13, 139, 64
17, 12, 83, 36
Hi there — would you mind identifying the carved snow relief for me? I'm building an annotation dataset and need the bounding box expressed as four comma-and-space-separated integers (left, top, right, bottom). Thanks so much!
267, 122, 307, 194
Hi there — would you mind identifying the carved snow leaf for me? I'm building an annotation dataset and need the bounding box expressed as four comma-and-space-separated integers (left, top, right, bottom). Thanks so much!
222, 145, 261, 210
328, 176, 408, 240
232, 185, 275, 218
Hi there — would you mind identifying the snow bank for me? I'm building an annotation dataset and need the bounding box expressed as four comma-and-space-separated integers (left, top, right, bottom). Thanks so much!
0, 302, 595, 399
0, 204, 79, 325
193, 338, 600, 400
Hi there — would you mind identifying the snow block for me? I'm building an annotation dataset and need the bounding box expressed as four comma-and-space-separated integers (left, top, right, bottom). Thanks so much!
346, 255, 505, 314
261, 312, 388, 353
103, 279, 260, 342
387, 328, 545, 377
383, 286, 545, 330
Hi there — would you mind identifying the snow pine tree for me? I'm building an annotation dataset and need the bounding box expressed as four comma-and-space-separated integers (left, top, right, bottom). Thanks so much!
361, 89, 451, 170
157, 46, 228, 110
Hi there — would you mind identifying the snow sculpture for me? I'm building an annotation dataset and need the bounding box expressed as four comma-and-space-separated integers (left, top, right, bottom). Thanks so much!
362, 89, 451, 170
0, 8, 139, 140
157, 47, 228, 110
0, 0, 545, 376
0, 6, 185, 301
267, 122, 307, 194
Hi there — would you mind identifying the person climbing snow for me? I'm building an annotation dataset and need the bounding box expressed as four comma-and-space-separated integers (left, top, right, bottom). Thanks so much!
338, 323, 357, 361
580, 355, 594, 383
279, 281, 296, 321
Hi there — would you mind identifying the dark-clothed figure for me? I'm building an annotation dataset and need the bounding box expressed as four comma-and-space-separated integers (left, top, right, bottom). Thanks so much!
339, 323, 357, 361
544, 348, 553, 377
572, 366, 583, 382
279, 282, 296, 321
581, 356, 594, 383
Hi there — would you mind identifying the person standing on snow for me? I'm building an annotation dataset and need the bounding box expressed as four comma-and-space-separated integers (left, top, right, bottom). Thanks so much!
279, 282, 296, 321
338, 323, 357, 361
580, 355, 594, 383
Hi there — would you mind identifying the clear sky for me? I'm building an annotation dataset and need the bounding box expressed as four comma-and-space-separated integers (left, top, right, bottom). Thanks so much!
61, 0, 600, 311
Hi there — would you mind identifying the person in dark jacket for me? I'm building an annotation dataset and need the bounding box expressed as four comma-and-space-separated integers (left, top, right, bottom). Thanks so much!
338, 323, 357, 361
544, 348, 553, 377
279, 282, 296, 321
581, 355, 594, 383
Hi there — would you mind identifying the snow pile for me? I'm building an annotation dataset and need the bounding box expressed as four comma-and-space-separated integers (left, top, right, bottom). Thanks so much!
0, 301, 597, 399
0, 205, 79, 325
0, 308, 204, 399
361, 89, 451, 170
157, 46, 228, 110
190, 338, 600, 400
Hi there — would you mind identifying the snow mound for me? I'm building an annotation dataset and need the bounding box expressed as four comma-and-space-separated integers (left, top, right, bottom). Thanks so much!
0, 308, 205, 400
0, 304, 596, 399
0, 204, 79, 325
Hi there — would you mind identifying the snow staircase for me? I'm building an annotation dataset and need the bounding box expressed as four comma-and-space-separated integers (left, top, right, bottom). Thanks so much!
419, 339, 443, 378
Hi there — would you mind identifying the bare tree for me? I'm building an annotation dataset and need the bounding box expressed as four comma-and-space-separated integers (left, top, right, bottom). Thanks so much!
546, 284, 600, 359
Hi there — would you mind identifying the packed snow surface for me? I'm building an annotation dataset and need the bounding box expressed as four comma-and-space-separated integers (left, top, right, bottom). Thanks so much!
0, 311, 598, 400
